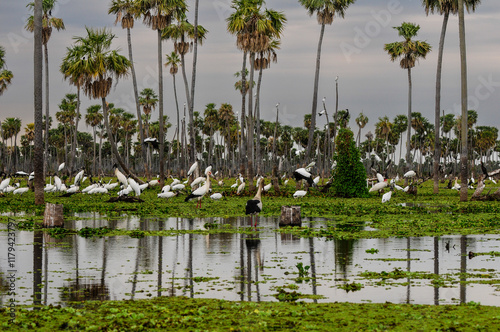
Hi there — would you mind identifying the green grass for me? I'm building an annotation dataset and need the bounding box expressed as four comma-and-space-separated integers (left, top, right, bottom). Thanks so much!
1, 297, 500, 331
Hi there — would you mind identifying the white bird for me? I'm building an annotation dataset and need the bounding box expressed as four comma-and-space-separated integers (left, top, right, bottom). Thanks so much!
139, 182, 149, 192
13, 187, 29, 195
382, 190, 392, 203
66, 185, 79, 194
313, 176, 320, 185
191, 176, 206, 188
58, 162, 65, 172
185, 171, 212, 208
205, 165, 212, 176
263, 183, 272, 192
231, 178, 239, 189
82, 183, 98, 193
74, 168, 85, 186
246, 179, 265, 227
54, 175, 62, 191
28, 172, 35, 182
170, 176, 180, 186
0, 174, 11, 192
284, 179, 289, 186
395, 174, 400, 182
404, 170, 416, 178
148, 177, 159, 187
376, 172, 385, 183
394, 184, 404, 191
293, 190, 307, 198
237, 177, 246, 195
128, 176, 141, 196
218, 180, 224, 186
117, 185, 132, 196
158, 191, 176, 199
452, 177, 461, 190
88, 185, 108, 194
403, 186, 409, 192
113, 164, 128, 187
369, 181, 387, 193
187, 161, 198, 177
104, 180, 119, 191
161, 185, 171, 193
210, 193, 223, 200
171, 183, 185, 191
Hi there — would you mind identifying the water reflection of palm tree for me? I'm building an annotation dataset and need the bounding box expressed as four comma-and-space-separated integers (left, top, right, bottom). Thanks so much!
184, 219, 194, 298
157, 219, 163, 297
33, 230, 43, 308
434, 237, 439, 305
170, 217, 180, 297
308, 237, 317, 302
460, 235, 467, 303
407, 237, 411, 304
245, 231, 262, 302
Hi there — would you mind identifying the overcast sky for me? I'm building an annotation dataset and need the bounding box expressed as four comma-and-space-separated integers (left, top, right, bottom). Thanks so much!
1, 0, 499, 142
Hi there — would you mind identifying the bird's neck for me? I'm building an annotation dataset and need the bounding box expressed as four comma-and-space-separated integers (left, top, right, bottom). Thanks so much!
253, 183, 263, 201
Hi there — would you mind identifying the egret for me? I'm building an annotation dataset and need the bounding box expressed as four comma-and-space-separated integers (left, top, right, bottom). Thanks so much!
263, 183, 272, 192
82, 183, 98, 193
210, 192, 223, 200
185, 171, 212, 208
113, 164, 128, 187
191, 176, 206, 188
404, 170, 416, 178
161, 185, 171, 193
204, 165, 212, 176
172, 183, 185, 191
58, 162, 65, 172
246, 178, 265, 227
382, 190, 392, 203
54, 175, 62, 192
74, 167, 85, 186
158, 191, 176, 199
187, 161, 198, 177
313, 176, 320, 185
104, 180, 119, 191
369, 180, 387, 193
128, 176, 141, 196
293, 190, 307, 198
0, 173, 11, 192
13, 187, 29, 195
237, 176, 246, 195
66, 185, 79, 194
231, 178, 239, 189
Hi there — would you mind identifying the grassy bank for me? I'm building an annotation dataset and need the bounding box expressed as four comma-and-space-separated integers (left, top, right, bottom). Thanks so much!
2, 296, 500, 331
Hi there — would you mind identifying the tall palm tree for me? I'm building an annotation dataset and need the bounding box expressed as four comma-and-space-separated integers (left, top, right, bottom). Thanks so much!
109, 0, 148, 173
298, 0, 355, 162
355, 112, 368, 148
384, 22, 431, 174
138, 88, 158, 137
422, 0, 480, 193
62, 27, 138, 181
2, 118, 22, 170
33, 0, 44, 204
26, 0, 65, 173
162, 18, 208, 165
137, 0, 186, 185
56, 94, 77, 168
165, 51, 181, 146
393, 114, 409, 168
458, 0, 468, 201
85, 105, 103, 176
0, 45, 13, 96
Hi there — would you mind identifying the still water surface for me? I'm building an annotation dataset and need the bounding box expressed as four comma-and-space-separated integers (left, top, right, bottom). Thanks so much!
1, 214, 499, 306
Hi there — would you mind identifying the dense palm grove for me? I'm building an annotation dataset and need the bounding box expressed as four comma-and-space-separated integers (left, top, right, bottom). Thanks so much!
1, 0, 496, 190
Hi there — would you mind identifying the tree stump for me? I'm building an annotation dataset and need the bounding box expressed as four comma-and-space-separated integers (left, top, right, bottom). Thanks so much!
279, 205, 301, 227
43, 203, 64, 228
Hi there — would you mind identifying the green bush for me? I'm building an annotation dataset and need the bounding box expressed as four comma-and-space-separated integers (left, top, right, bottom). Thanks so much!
331, 128, 369, 198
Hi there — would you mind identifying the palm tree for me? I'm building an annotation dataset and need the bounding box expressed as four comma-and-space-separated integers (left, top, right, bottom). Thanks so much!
2, 118, 22, 170
85, 105, 103, 176
0, 45, 13, 96
384, 22, 431, 174
138, 0, 186, 185
422, 0, 480, 193
62, 27, 137, 181
298, 0, 355, 162
393, 114, 409, 168
32, 0, 44, 204
227, 0, 286, 187
355, 112, 368, 148
162, 18, 208, 165
26, 0, 65, 173
165, 51, 181, 152
56, 94, 77, 168
109, 0, 148, 172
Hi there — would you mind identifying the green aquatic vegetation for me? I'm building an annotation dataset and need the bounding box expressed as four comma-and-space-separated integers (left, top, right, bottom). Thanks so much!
338, 282, 363, 292
129, 229, 146, 238
2, 296, 500, 331
366, 248, 379, 254
45, 227, 73, 239
78, 226, 112, 238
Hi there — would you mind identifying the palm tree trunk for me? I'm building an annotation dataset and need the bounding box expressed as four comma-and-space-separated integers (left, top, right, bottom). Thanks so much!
101, 98, 143, 184
255, 64, 264, 175
34, 0, 44, 204
43, 42, 49, 177
127, 26, 147, 176
433, 12, 449, 194
189, 0, 200, 165
458, 0, 468, 202
172, 74, 180, 166
92, 128, 97, 176
306, 23, 325, 163
239, 51, 248, 176
406, 67, 413, 174
99, 131, 103, 174
69, 86, 81, 177
157, 29, 165, 186
179, 43, 193, 165
247, 52, 255, 191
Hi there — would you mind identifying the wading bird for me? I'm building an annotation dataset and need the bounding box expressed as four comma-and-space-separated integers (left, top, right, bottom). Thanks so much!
246, 177, 265, 227
185, 171, 212, 208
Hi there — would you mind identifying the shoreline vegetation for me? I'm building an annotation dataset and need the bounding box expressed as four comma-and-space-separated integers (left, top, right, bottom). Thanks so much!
2, 179, 500, 330
1, 296, 500, 331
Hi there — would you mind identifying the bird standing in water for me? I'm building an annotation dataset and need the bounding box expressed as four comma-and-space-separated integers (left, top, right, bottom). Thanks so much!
246, 177, 265, 227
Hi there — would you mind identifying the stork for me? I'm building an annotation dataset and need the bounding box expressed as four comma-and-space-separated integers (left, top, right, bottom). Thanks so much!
185, 171, 212, 208
245, 177, 265, 227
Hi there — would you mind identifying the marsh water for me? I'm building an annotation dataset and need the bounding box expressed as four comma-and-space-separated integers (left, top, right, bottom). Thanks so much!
1, 214, 499, 307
